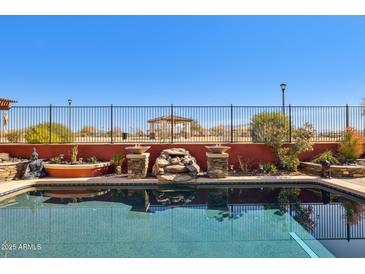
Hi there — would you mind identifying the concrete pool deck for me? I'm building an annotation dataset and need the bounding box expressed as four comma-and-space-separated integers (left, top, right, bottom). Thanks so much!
1, 175, 365, 201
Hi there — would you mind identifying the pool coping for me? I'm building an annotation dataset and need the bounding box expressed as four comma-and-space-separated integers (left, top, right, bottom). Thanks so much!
1, 175, 365, 201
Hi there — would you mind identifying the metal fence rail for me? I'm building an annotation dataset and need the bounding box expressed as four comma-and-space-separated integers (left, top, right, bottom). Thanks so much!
0, 105, 364, 144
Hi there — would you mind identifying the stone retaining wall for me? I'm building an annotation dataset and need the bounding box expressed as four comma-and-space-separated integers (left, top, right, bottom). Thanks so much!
301, 162, 365, 178
0, 161, 28, 182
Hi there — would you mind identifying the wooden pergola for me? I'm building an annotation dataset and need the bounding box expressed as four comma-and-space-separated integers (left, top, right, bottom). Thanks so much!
0, 98, 17, 110
148, 115, 193, 139
0, 98, 17, 129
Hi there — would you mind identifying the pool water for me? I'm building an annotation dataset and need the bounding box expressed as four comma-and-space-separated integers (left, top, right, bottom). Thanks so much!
1, 186, 364, 258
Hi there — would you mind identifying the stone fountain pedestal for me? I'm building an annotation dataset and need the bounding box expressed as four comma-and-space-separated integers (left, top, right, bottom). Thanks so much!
206, 152, 229, 178
126, 153, 150, 179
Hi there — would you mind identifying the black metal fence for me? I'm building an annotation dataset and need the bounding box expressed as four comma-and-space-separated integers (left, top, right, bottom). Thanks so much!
0, 105, 364, 144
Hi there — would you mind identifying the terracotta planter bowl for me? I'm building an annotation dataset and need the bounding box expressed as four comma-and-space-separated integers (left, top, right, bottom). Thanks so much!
44, 162, 112, 178
205, 146, 231, 154
125, 146, 151, 154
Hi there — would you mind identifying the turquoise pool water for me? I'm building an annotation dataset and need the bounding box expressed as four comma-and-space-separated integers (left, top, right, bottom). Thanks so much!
1, 186, 364, 258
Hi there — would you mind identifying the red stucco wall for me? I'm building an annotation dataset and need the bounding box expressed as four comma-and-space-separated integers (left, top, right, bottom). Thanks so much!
0, 143, 339, 172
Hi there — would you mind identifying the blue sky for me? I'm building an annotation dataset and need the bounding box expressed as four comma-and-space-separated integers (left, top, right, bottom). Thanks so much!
0, 16, 364, 106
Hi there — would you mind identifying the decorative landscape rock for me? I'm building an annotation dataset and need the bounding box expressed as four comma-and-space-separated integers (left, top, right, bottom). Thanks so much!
127, 153, 149, 179
0, 153, 29, 182
0, 161, 28, 182
153, 148, 200, 183
0, 153, 10, 162
165, 165, 188, 173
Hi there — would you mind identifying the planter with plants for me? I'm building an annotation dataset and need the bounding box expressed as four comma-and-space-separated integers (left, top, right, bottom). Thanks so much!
44, 146, 112, 178
301, 127, 365, 177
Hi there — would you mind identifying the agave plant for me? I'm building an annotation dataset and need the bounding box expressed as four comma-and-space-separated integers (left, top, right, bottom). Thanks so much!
111, 154, 125, 175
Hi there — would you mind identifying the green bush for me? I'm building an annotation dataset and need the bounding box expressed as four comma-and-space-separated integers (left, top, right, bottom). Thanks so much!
50, 156, 62, 164
5, 129, 23, 143
111, 154, 125, 167
251, 112, 289, 154
279, 153, 301, 172
259, 163, 277, 174
88, 156, 98, 164
25, 122, 73, 144
312, 150, 340, 165
278, 123, 314, 172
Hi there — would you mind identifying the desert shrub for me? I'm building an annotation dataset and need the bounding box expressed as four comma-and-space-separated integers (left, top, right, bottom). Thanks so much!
279, 153, 301, 172
104, 127, 123, 138
209, 124, 228, 137
88, 156, 98, 164
251, 112, 289, 155
111, 154, 125, 167
278, 123, 314, 172
312, 150, 340, 165
237, 156, 255, 174
259, 163, 277, 174
78, 126, 98, 137
338, 127, 364, 162
5, 129, 23, 143
25, 122, 73, 144
50, 156, 62, 164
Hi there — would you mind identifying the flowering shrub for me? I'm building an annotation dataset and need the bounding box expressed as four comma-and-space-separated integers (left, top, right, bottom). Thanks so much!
338, 127, 364, 162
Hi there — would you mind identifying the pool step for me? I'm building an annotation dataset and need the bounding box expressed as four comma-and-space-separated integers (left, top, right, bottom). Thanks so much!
289, 232, 319, 258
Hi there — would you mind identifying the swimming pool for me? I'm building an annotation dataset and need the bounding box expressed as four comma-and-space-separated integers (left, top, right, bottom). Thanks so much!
1, 185, 364, 258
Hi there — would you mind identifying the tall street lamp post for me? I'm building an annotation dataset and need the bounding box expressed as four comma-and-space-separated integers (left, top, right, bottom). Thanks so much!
68, 99, 72, 131
280, 82, 287, 114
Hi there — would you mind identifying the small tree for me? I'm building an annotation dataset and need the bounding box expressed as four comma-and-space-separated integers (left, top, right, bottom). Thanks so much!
25, 122, 73, 144
251, 112, 289, 155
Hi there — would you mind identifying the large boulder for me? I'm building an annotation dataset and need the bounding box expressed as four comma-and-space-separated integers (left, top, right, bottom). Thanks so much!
165, 165, 188, 173
153, 148, 200, 183
158, 173, 194, 183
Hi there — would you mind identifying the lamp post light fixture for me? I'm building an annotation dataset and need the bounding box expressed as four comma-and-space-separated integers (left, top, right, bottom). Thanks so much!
280, 82, 287, 114
67, 99, 72, 131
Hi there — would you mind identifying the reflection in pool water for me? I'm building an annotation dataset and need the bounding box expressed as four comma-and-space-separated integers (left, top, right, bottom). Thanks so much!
0, 186, 364, 258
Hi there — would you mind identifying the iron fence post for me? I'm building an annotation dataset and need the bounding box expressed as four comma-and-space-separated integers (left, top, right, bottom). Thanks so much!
289, 104, 292, 143
110, 104, 113, 144
345, 104, 349, 129
171, 104, 174, 144
49, 104, 52, 144
231, 104, 234, 143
